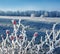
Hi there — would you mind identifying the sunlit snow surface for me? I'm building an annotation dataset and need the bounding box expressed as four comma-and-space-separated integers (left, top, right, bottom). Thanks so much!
0, 18, 60, 54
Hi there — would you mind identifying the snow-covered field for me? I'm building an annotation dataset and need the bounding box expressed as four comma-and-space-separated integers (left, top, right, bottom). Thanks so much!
0, 16, 60, 23
0, 16, 60, 54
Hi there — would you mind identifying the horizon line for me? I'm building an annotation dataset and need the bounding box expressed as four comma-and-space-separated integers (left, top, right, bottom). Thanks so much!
0, 9, 60, 12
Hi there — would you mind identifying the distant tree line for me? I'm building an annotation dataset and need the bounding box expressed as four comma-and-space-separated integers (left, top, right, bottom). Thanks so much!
0, 10, 60, 17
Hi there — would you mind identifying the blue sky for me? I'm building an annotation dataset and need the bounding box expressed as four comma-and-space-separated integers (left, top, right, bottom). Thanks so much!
0, 0, 60, 11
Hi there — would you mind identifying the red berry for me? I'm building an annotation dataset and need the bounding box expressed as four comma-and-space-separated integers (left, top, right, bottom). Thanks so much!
6, 30, 9, 34
34, 32, 38, 37
13, 20, 16, 25
10, 36, 14, 40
